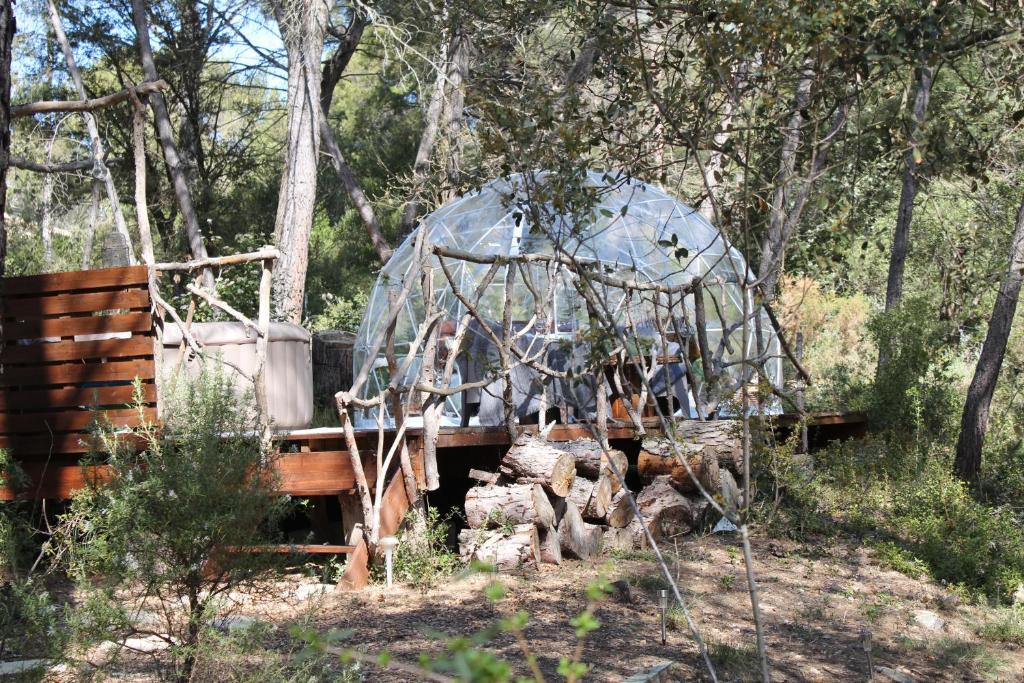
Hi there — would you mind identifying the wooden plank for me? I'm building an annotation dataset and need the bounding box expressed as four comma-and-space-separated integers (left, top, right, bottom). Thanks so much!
0, 383, 155, 411
1, 312, 152, 341
380, 470, 411, 537
0, 359, 155, 387
0, 407, 156, 434
2, 287, 150, 318
273, 451, 377, 495
0, 431, 146, 456
0, 266, 149, 296
226, 544, 355, 555
0, 336, 154, 364
0, 463, 111, 500
339, 527, 369, 590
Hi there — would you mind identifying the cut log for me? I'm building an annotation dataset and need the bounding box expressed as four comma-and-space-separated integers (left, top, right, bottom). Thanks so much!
458, 523, 538, 571
557, 503, 602, 559
468, 468, 499, 484
638, 438, 722, 493
635, 475, 697, 541
603, 520, 646, 551
566, 475, 612, 520
464, 483, 555, 529
537, 525, 563, 565
555, 439, 628, 493
640, 420, 741, 472
503, 433, 576, 497
605, 488, 635, 528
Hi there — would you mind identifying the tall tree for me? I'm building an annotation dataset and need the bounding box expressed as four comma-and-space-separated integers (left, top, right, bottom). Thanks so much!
132, 0, 213, 286
271, 0, 334, 323
953, 194, 1024, 483
46, 0, 136, 267
883, 63, 934, 313
0, 0, 12, 279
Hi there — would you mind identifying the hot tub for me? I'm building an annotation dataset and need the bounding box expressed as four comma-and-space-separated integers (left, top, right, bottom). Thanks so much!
162, 321, 313, 430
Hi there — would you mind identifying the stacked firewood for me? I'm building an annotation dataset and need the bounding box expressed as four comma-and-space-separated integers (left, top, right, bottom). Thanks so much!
459, 434, 634, 570
458, 421, 744, 569
606, 423, 744, 550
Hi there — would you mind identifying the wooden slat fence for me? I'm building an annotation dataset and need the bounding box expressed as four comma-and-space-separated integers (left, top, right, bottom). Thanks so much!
0, 265, 156, 497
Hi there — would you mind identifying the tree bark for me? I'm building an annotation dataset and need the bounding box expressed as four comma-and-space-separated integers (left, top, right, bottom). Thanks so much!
605, 488, 635, 528
954, 194, 1024, 482
46, 0, 136, 266
635, 475, 696, 540
399, 18, 470, 236
459, 523, 538, 570
464, 483, 555, 528
318, 14, 392, 263
502, 433, 576, 497
537, 524, 562, 565
556, 438, 628, 493
131, 0, 211, 285
565, 474, 612, 520
0, 0, 11, 280
271, 0, 334, 322
557, 503, 602, 559
884, 64, 935, 314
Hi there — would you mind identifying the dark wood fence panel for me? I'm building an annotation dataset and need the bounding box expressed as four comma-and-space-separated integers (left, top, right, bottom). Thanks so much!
0, 266, 157, 473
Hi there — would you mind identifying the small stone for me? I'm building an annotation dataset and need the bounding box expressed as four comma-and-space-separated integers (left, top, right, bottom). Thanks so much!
295, 583, 331, 601
0, 659, 47, 676
913, 609, 944, 631
121, 635, 172, 653
875, 665, 916, 682
213, 614, 259, 632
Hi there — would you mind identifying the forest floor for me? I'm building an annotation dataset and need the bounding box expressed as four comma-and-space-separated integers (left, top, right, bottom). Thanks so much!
28, 531, 1024, 681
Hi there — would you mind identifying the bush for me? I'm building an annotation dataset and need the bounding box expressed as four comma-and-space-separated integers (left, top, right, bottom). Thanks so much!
58, 372, 291, 682
0, 452, 63, 665
376, 506, 461, 591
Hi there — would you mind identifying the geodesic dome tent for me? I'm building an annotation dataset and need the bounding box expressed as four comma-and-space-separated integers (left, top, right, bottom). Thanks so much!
352, 171, 782, 427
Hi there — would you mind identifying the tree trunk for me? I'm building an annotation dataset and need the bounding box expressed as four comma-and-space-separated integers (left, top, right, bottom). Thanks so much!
635, 475, 696, 541
399, 16, 469, 236
40, 135, 55, 267
318, 15, 392, 263
759, 65, 814, 301
603, 521, 645, 551
464, 483, 555, 529
884, 64, 935, 314
270, 0, 334, 322
954, 194, 1024, 482
556, 439, 628, 493
459, 523, 538, 571
0, 0, 11, 280
557, 503, 602, 559
501, 433, 576, 497
46, 0, 135, 266
131, 0, 211, 284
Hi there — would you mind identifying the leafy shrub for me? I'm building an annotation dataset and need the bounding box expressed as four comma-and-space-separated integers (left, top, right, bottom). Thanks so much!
377, 506, 461, 590
870, 540, 929, 579
889, 466, 1024, 601
58, 372, 291, 682
978, 607, 1024, 645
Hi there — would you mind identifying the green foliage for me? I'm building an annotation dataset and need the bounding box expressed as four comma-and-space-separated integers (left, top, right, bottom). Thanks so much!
375, 506, 461, 591
870, 540, 929, 579
706, 640, 760, 681
867, 298, 962, 444
978, 607, 1024, 646
58, 372, 290, 682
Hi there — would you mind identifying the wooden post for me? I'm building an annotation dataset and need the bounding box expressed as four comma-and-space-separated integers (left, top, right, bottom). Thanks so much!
255, 256, 273, 446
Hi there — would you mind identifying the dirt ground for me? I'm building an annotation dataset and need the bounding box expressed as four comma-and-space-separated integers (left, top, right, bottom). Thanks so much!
234, 534, 1024, 681
28, 532, 1024, 681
